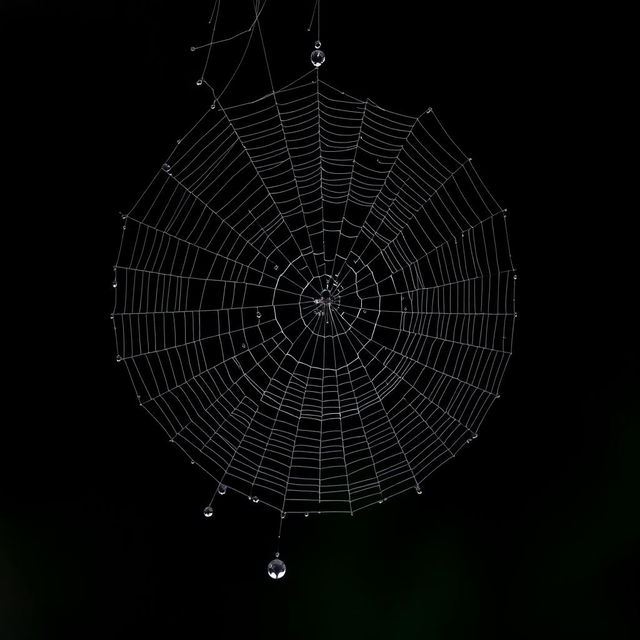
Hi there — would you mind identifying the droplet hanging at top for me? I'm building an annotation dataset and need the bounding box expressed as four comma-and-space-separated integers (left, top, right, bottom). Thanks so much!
311, 49, 325, 68
267, 558, 286, 580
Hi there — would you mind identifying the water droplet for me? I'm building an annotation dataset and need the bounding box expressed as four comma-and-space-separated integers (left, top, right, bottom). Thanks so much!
314, 40, 322, 49
116, 355, 123, 362
203, 506, 214, 518
267, 558, 286, 579
274, 265, 279, 270
310, 49, 326, 67
196, 79, 203, 86
251, 496, 259, 503
513, 274, 518, 280
190, 46, 196, 52
218, 484, 227, 495
256, 311, 262, 318
415, 486, 422, 495
190, 460, 195, 464
241, 343, 246, 348
162, 163, 171, 172
112, 282, 117, 288
304, 512, 309, 518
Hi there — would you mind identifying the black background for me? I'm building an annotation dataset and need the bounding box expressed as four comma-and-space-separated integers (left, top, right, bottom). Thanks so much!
1, 2, 637, 638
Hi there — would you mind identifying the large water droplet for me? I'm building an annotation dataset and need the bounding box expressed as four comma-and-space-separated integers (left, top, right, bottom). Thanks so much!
203, 506, 214, 518
311, 49, 326, 67
267, 558, 286, 579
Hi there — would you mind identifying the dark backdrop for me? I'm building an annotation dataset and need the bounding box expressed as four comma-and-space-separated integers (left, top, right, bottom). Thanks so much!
1, 2, 637, 639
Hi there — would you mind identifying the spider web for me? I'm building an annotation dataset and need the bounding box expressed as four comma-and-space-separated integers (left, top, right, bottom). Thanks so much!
112, 68, 516, 516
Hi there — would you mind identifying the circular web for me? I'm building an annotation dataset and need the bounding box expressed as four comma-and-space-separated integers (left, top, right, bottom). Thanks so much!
113, 74, 516, 516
